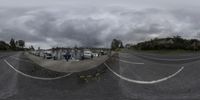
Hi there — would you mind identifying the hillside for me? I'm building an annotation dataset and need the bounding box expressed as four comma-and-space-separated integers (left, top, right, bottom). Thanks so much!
0, 41, 10, 50
132, 36, 200, 51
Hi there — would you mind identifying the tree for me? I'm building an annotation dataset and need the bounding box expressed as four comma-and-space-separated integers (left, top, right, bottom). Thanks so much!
132, 36, 200, 51
38, 47, 40, 50
119, 40, 124, 48
10, 38, 16, 50
111, 39, 118, 50
30, 45, 35, 50
18, 40, 25, 48
111, 39, 124, 50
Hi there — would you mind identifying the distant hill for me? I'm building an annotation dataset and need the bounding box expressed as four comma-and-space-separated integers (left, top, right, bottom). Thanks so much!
0, 41, 10, 50
131, 36, 200, 51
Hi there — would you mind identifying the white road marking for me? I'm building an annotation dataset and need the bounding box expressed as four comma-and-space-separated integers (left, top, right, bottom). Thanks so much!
138, 55, 200, 61
104, 63, 184, 84
10, 56, 34, 64
4, 59, 73, 81
119, 59, 144, 65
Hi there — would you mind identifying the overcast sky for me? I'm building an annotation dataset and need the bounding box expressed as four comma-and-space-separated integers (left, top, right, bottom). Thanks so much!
0, 0, 200, 49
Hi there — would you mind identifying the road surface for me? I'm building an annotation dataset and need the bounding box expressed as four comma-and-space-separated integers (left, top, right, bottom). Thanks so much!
1, 51, 200, 100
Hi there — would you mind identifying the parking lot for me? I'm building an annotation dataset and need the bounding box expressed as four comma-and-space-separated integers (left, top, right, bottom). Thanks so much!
30, 48, 110, 61
1, 51, 200, 100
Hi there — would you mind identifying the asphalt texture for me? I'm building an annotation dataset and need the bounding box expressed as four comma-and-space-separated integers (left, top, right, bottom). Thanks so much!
1, 51, 200, 100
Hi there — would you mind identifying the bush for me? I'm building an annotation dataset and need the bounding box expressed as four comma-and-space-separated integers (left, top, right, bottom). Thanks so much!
132, 36, 200, 51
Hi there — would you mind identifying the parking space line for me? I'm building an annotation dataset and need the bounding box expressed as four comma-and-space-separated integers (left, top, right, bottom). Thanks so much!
104, 63, 184, 84
119, 59, 144, 65
4, 59, 73, 80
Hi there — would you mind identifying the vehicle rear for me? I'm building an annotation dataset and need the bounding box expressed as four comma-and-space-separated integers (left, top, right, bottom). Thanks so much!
83, 50, 93, 59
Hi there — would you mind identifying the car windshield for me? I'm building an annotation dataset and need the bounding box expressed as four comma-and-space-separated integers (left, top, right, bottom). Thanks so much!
1, 0, 200, 100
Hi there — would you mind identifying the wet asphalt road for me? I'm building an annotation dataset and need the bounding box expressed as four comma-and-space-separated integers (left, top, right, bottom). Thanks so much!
1, 51, 200, 100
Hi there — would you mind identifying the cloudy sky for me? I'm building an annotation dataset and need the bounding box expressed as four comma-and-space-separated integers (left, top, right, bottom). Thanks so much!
0, 0, 200, 49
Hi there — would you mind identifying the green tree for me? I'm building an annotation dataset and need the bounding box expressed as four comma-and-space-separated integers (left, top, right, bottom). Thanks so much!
10, 38, 16, 50
119, 40, 124, 48
18, 40, 25, 48
111, 39, 123, 50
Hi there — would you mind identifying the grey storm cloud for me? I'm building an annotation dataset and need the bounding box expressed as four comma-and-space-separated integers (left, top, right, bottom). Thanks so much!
1, 6, 200, 48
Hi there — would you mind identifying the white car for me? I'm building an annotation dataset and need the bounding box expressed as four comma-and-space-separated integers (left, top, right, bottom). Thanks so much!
92, 53, 99, 57
44, 53, 52, 59
83, 50, 93, 59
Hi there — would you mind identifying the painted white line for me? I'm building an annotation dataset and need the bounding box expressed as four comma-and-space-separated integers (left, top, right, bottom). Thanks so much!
10, 56, 34, 64
4, 59, 73, 81
138, 55, 200, 61
119, 59, 144, 65
104, 63, 184, 84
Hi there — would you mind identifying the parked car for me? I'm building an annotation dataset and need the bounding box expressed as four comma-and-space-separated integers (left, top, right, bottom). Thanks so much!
92, 53, 99, 57
36, 52, 40, 56
45, 53, 52, 59
100, 50, 104, 55
83, 50, 93, 59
